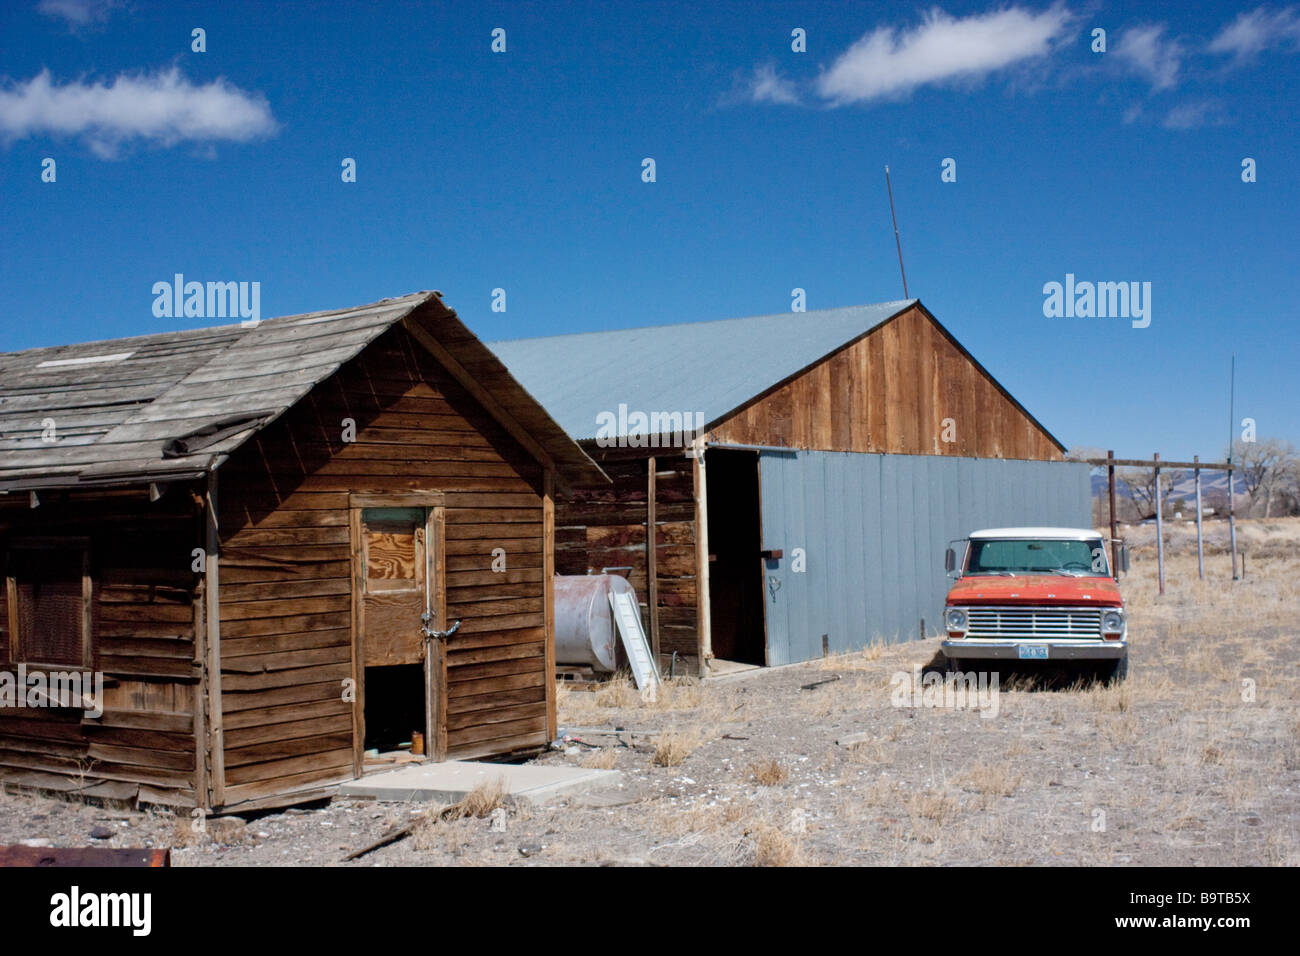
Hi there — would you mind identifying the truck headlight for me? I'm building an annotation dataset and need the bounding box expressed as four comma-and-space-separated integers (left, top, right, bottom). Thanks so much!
945, 607, 968, 633
1101, 609, 1125, 635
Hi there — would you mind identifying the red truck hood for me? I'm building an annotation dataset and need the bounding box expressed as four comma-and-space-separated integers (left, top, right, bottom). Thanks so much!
947, 574, 1123, 607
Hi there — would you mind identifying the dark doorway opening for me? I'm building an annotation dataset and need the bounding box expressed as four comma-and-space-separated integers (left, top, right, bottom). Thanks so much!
706, 449, 765, 666
363, 664, 426, 755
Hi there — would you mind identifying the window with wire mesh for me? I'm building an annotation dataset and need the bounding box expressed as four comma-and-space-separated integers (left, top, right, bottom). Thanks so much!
8, 546, 87, 666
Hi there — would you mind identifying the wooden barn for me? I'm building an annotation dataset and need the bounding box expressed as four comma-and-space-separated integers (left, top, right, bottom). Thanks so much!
0, 291, 604, 811
490, 299, 1092, 674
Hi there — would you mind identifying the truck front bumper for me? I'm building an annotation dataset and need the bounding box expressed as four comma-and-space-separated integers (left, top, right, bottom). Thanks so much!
940, 639, 1127, 661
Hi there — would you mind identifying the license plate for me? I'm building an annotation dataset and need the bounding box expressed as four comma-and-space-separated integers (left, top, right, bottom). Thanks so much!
1017, 644, 1049, 660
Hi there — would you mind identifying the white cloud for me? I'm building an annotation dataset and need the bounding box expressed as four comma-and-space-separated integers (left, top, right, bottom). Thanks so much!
1114, 24, 1183, 90
1208, 6, 1300, 60
36, 0, 121, 28
0, 68, 278, 158
1162, 99, 1229, 130
748, 63, 801, 105
814, 4, 1073, 105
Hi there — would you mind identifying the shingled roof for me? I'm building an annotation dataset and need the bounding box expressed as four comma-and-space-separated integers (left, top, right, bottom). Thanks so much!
0, 292, 605, 492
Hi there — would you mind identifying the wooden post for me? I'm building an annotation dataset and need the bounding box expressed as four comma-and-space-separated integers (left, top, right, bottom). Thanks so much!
693, 443, 712, 677
1107, 450, 1118, 581
646, 456, 660, 664
1194, 455, 1204, 580
203, 470, 225, 807
348, 505, 365, 777
1153, 453, 1165, 596
428, 504, 448, 761
192, 579, 210, 811
543, 470, 557, 741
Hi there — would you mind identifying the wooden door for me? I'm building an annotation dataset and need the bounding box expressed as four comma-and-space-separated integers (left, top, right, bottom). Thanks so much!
349, 494, 448, 770
360, 506, 427, 667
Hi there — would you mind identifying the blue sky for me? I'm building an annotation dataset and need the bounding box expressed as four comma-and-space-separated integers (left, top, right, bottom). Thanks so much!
1, 0, 1296, 461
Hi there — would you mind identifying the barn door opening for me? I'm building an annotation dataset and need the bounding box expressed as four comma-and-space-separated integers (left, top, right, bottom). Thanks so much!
350, 496, 447, 772
705, 449, 766, 666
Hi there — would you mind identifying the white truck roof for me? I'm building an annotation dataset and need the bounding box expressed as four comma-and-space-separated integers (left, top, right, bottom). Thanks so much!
967, 527, 1103, 541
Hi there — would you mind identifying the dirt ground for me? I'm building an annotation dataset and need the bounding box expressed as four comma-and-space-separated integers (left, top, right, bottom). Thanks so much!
3, 517, 1297, 866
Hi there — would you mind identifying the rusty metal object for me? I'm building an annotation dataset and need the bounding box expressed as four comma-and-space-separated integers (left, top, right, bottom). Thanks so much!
0, 846, 170, 867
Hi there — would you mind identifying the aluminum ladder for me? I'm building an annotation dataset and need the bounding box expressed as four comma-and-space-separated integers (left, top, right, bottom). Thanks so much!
608, 590, 661, 693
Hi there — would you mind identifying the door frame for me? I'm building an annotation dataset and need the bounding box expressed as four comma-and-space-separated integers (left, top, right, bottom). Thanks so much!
348, 491, 447, 775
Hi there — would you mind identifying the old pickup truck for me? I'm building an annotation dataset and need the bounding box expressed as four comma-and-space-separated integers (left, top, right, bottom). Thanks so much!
941, 527, 1129, 682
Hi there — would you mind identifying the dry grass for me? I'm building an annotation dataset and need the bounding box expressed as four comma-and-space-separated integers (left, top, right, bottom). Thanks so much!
901, 787, 962, 844
451, 779, 509, 820
169, 813, 249, 848
411, 778, 511, 848
652, 727, 704, 767
745, 758, 788, 786
749, 823, 804, 866
956, 763, 1022, 799
580, 748, 619, 770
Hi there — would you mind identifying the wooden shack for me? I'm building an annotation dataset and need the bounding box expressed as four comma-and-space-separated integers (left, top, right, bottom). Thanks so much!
0, 292, 604, 811
490, 299, 1091, 673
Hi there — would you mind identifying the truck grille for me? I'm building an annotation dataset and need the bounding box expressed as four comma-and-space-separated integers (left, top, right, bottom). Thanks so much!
965, 606, 1103, 639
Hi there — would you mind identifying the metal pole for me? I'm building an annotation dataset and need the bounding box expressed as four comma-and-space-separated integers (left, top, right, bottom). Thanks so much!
1154, 452, 1165, 596
1228, 466, 1239, 581
1194, 455, 1204, 580
884, 165, 909, 298
1228, 354, 1239, 581
1107, 450, 1119, 580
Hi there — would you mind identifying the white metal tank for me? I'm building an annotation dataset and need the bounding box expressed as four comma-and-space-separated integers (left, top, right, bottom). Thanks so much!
554, 574, 638, 672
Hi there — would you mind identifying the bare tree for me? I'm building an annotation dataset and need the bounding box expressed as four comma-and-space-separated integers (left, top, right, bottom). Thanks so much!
1065, 445, 1106, 462
1120, 466, 1176, 519
1228, 438, 1298, 517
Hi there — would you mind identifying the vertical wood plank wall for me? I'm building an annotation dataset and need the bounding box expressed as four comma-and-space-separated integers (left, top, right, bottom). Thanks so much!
710, 306, 1064, 461
554, 453, 699, 661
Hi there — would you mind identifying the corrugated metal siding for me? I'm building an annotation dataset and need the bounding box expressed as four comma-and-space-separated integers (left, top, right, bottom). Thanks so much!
757, 451, 1092, 666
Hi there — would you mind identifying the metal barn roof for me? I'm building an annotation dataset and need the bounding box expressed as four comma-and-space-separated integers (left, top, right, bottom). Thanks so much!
488, 300, 917, 441
0, 292, 605, 491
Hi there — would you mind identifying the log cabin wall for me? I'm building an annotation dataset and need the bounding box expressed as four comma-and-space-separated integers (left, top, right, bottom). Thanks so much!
710, 305, 1064, 461
0, 489, 201, 806
215, 324, 551, 807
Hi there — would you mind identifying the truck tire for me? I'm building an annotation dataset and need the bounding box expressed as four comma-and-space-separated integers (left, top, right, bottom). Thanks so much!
1100, 652, 1129, 684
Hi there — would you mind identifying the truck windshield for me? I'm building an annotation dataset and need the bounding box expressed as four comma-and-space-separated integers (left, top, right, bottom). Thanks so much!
966, 538, 1108, 576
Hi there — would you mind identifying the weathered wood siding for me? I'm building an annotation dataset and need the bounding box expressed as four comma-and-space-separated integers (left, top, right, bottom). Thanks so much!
555, 453, 698, 660
0, 491, 199, 805
217, 325, 549, 804
710, 305, 1065, 461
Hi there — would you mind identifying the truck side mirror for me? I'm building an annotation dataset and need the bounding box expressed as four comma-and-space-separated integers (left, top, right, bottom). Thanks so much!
944, 547, 956, 573
1119, 545, 1130, 574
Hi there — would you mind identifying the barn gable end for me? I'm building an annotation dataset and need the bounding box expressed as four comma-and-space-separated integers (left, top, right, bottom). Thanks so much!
710, 304, 1065, 460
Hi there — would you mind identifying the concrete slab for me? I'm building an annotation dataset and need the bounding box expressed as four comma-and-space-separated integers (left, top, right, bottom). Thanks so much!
337, 760, 622, 805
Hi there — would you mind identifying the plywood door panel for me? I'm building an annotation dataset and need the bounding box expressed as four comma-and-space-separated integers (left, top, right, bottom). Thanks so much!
360, 510, 425, 667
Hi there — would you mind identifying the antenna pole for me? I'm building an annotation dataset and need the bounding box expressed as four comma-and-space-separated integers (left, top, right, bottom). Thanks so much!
1228, 354, 1238, 580
885, 165, 909, 298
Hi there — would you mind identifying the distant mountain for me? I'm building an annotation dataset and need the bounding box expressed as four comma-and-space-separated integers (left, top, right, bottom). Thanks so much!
1089, 467, 1242, 506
